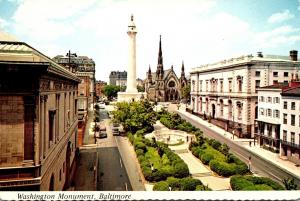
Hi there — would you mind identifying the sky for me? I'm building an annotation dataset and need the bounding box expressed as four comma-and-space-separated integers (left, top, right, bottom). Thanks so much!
1, 0, 300, 82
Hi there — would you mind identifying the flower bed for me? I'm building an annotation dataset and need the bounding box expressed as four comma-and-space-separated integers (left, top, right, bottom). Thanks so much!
230, 175, 285, 190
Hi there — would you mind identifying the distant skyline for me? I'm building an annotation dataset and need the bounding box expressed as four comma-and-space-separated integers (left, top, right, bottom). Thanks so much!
1, 0, 300, 82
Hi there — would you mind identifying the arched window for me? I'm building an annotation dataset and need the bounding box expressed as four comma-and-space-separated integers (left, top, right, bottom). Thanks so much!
237, 101, 242, 119
168, 81, 175, 87
220, 99, 224, 116
228, 100, 232, 119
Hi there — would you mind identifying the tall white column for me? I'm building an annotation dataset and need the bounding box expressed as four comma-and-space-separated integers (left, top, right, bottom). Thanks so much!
126, 15, 138, 93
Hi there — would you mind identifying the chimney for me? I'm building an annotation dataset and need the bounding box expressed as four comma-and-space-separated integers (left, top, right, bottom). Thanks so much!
290, 50, 298, 61
257, 52, 263, 58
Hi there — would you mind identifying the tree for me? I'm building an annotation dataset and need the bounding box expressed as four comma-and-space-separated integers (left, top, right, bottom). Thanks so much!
181, 84, 191, 103
283, 178, 298, 190
112, 100, 157, 133
103, 85, 121, 100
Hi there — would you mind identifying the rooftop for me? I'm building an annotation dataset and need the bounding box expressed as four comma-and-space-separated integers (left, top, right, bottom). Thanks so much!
0, 41, 80, 82
191, 54, 300, 73
282, 86, 300, 97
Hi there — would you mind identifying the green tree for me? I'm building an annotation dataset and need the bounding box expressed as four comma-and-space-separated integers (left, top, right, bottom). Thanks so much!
112, 100, 157, 133
181, 84, 191, 103
283, 178, 298, 190
103, 85, 121, 100
137, 85, 145, 92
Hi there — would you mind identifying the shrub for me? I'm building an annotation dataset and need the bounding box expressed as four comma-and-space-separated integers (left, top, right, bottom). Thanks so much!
200, 153, 215, 165
173, 162, 190, 178
180, 177, 203, 191
134, 141, 147, 152
230, 175, 285, 191
220, 143, 230, 156
166, 177, 181, 190
128, 132, 134, 144
211, 140, 222, 150
209, 160, 236, 177
195, 184, 211, 191
135, 149, 144, 156
153, 181, 170, 191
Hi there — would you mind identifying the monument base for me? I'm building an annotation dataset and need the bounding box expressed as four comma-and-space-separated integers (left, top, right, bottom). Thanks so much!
117, 92, 147, 102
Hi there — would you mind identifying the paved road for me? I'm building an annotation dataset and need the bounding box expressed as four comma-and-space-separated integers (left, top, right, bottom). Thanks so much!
96, 108, 132, 191
178, 112, 300, 189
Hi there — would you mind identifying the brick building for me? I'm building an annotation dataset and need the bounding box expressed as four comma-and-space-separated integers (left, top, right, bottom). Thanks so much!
53, 53, 95, 146
95, 80, 107, 100
0, 40, 80, 190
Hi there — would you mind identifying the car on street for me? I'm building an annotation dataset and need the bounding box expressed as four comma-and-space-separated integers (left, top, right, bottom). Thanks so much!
99, 132, 107, 139
112, 127, 120, 136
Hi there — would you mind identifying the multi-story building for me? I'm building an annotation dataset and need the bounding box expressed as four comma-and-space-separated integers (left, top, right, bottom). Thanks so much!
280, 81, 300, 165
95, 80, 107, 100
0, 40, 80, 190
109, 71, 127, 86
53, 53, 95, 146
256, 83, 287, 152
190, 50, 300, 138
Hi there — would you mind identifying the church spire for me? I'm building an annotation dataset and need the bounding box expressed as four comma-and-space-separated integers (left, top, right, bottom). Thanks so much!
181, 61, 185, 77
158, 35, 163, 65
148, 65, 151, 73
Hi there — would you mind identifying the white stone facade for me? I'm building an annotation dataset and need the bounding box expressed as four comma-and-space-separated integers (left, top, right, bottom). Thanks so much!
190, 53, 300, 138
280, 93, 300, 165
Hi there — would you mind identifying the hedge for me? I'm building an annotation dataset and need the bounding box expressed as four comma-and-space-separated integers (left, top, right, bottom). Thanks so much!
153, 177, 211, 191
130, 130, 189, 182
230, 175, 285, 191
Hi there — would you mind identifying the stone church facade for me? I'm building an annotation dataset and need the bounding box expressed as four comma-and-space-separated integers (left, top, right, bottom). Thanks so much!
145, 36, 187, 102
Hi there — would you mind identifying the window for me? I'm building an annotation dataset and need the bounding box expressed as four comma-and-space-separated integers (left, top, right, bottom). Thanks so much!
199, 80, 202, 92
206, 81, 209, 92
260, 108, 264, 115
283, 130, 287, 141
273, 80, 278, 84
237, 78, 242, 92
63, 162, 65, 173
273, 72, 278, 77
283, 101, 287, 109
220, 100, 224, 116
291, 115, 295, 126
284, 72, 289, 77
273, 97, 280, 103
260, 96, 264, 102
267, 109, 272, 117
284, 80, 289, 84
237, 102, 242, 119
220, 80, 223, 92
291, 132, 295, 144
59, 169, 62, 181
291, 102, 295, 110
255, 80, 260, 88
255, 71, 260, 77
274, 110, 280, 118
283, 113, 287, 124
192, 80, 195, 92
229, 80, 232, 92
267, 97, 272, 103
49, 110, 56, 145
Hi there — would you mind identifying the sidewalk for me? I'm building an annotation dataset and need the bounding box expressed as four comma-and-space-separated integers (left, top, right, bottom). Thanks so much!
177, 106, 300, 181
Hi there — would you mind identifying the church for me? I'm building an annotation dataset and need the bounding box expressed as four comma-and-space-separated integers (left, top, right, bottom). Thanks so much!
145, 36, 187, 102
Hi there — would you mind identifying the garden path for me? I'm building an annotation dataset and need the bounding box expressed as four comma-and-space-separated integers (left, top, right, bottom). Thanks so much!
152, 121, 231, 190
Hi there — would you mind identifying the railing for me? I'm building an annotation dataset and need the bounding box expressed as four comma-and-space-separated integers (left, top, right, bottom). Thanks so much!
0, 178, 40, 188
281, 140, 300, 149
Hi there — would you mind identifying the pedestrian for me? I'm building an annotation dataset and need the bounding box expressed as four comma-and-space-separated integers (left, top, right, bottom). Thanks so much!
249, 141, 252, 147
186, 136, 189, 142
248, 155, 252, 171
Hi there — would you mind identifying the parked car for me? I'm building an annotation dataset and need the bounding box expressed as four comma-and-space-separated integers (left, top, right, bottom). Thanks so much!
99, 132, 107, 139
112, 127, 120, 136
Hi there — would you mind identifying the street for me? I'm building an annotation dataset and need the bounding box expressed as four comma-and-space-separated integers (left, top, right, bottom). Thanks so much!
178, 111, 300, 189
96, 108, 132, 191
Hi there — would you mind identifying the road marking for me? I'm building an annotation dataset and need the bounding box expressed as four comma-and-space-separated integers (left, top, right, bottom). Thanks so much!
120, 158, 123, 168
125, 182, 128, 191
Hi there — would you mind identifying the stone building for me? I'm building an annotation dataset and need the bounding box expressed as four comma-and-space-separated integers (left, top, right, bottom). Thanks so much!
0, 40, 81, 190
190, 50, 300, 138
145, 36, 187, 102
53, 53, 95, 146
109, 71, 127, 86
256, 77, 300, 165
280, 80, 300, 165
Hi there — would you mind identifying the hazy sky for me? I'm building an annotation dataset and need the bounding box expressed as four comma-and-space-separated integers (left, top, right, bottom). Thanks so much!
1, 0, 300, 82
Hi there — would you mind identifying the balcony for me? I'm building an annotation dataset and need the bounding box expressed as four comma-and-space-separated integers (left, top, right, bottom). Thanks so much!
281, 140, 300, 149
